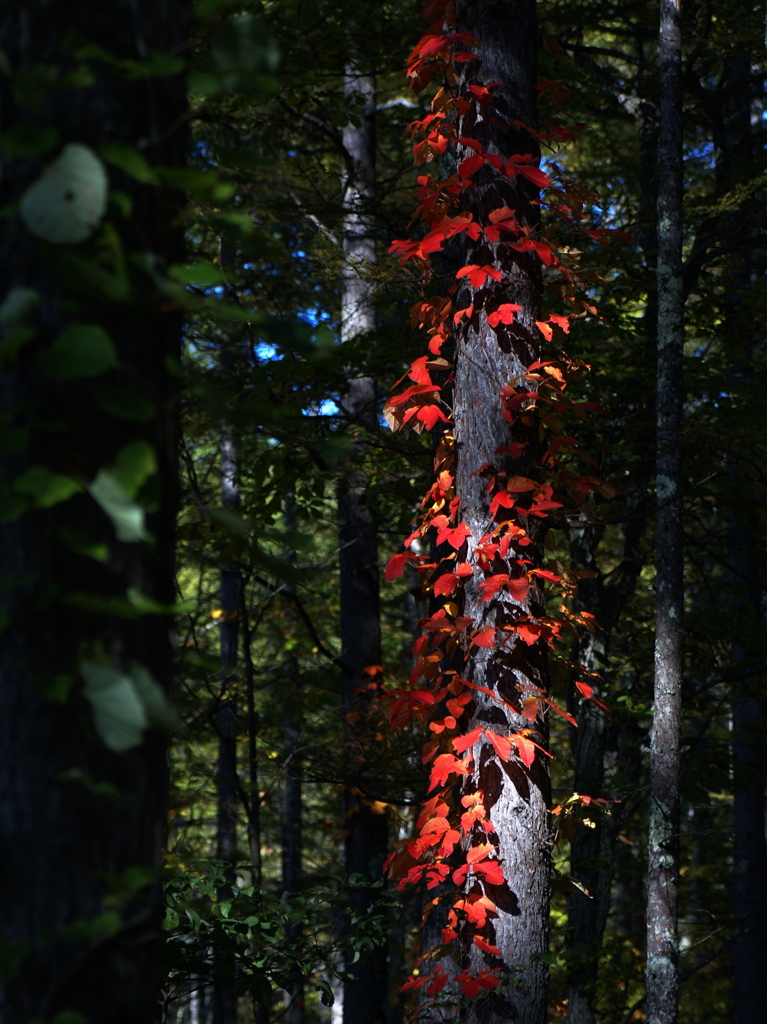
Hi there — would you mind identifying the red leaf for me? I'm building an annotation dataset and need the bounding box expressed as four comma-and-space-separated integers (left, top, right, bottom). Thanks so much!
470, 627, 496, 648
455, 264, 503, 288
433, 573, 458, 596
489, 490, 515, 519
518, 164, 551, 188
458, 154, 485, 177
546, 698, 577, 726
575, 681, 593, 699
528, 240, 557, 266
385, 552, 412, 581
474, 936, 502, 956
435, 521, 472, 549
458, 975, 482, 999
507, 577, 529, 602
408, 355, 432, 385
416, 404, 449, 430
455, 561, 474, 577
478, 574, 510, 601
487, 303, 523, 328
531, 569, 562, 583
516, 622, 545, 645
485, 730, 512, 761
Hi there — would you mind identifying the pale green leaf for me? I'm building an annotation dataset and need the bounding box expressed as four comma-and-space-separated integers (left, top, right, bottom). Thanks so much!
20, 143, 108, 245
81, 661, 147, 751
88, 470, 147, 542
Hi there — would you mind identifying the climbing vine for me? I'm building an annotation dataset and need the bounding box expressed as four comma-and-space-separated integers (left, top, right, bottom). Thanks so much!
381, 0, 615, 1013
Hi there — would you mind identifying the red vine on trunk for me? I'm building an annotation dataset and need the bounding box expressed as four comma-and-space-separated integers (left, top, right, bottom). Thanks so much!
381, 0, 616, 1012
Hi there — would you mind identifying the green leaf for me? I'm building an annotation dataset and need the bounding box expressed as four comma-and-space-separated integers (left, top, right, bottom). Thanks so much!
13, 466, 82, 507
118, 53, 185, 79
169, 262, 227, 288
128, 663, 178, 732
0, 287, 40, 325
55, 222, 131, 303
88, 471, 147, 542
19, 143, 108, 245
81, 662, 148, 751
0, 124, 58, 158
111, 440, 157, 497
37, 324, 119, 379
100, 143, 158, 185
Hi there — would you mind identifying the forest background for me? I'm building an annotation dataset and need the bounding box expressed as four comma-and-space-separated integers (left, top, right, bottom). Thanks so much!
0, 1, 765, 1024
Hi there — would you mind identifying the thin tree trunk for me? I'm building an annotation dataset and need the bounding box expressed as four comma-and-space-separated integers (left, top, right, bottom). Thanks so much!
337, 30, 389, 1024
213, 427, 240, 1024
213, 239, 242, 1024
566, 97, 658, 1024
714, 53, 767, 1024
0, 3, 186, 1022
452, 3, 549, 1021
282, 701, 304, 1024
282, 503, 305, 1024
646, 2, 684, 1023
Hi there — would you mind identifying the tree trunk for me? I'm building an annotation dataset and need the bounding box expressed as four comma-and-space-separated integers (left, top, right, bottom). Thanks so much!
282, 695, 305, 1024
646, 2, 684, 1023
214, 423, 241, 1024
337, 30, 389, 1024
452, 3, 549, 1021
0, 2, 186, 1022
565, 96, 658, 1024
713, 53, 767, 1024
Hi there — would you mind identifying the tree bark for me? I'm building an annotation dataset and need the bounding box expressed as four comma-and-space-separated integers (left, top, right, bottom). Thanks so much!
646, 3, 684, 1023
565, 95, 658, 1024
452, 3, 549, 1021
0, 2, 186, 1022
713, 53, 767, 1024
337, 30, 389, 1024
213, 422, 240, 1024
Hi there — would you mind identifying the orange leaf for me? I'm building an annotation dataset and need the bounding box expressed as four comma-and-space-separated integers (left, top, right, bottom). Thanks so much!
453, 725, 484, 754
429, 752, 472, 790
475, 859, 505, 885
488, 205, 516, 223
510, 733, 537, 767
485, 730, 512, 761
